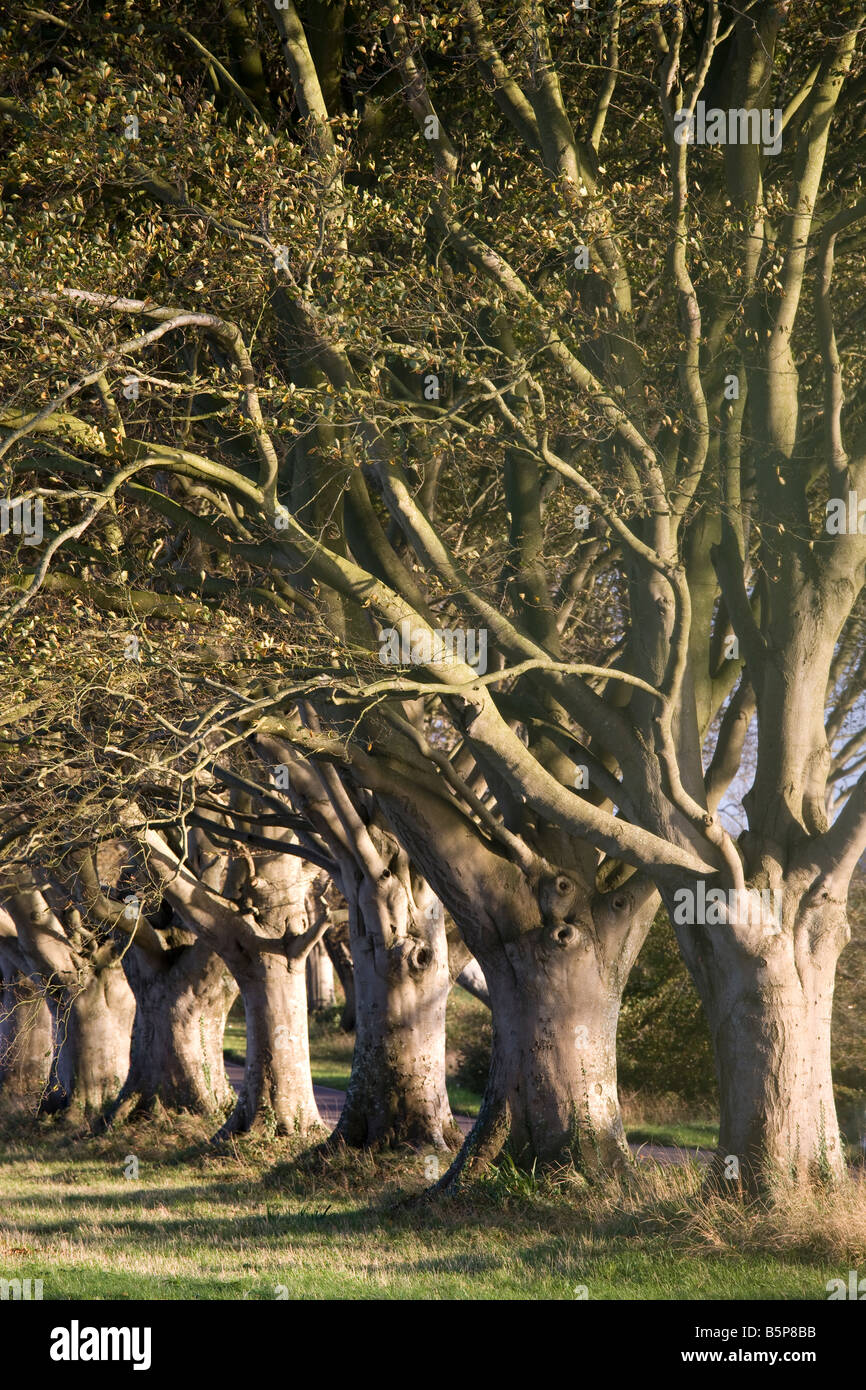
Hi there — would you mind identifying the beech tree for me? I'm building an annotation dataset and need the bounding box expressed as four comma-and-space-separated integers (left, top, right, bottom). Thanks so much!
250, 733, 464, 1151
0, 844, 242, 1122
1, 1, 865, 1191
0, 871, 135, 1123
0, 933, 54, 1101
0, 0, 669, 1175
60, 843, 238, 1120
142, 814, 331, 1139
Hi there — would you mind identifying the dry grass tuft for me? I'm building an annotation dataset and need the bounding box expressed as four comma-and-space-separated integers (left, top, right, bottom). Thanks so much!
572, 1160, 866, 1265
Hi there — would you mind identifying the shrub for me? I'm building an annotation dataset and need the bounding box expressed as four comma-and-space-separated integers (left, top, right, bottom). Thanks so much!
618, 911, 717, 1107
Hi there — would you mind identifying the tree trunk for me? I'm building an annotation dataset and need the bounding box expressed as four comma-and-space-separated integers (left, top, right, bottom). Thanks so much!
324, 917, 355, 1030
334, 893, 460, 1150
443, 923, 632, 1182
0, 973, 53, 1098
47, 966, 135, 1123
306, 939, 335, 1009
113, 943, 237, 1118
370, 781, 656, 1178
455, 956, 490, 1007
216, 951, 323, 1139
675, 882, 848, 1190
141, 824, 329, 1144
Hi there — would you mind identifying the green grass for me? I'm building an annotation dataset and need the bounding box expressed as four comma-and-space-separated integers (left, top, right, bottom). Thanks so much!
0, 1110, 857, 1301
445, 1084, 481, 1118
306, 1007, 354, 1091
222, 1013, 246, 1066
627, 1122, 718, 1150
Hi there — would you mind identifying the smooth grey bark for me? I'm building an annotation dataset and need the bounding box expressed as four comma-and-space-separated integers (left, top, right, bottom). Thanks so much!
46, 965, 135, 1122
443, 875, 654, 1180
113, 937, 237, 1118
332, 868, 460, 1151
666, 870, 849, 1189
0, 969, 53, 1099
219, 949, 321, 1138
305, 938, 335, 1009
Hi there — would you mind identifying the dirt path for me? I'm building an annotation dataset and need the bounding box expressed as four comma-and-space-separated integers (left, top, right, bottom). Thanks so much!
224, 1061, 711, 1162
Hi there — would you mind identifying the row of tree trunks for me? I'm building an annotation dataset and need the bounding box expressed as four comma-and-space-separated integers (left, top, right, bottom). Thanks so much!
247, 734, 665, 1175
0, 873, 239, 1124
7, 847, 847, 1193
0, 865, 649, 1173
0, 944, 238, 1126
17, 808, 839, 1195
0, 816, 693, 1190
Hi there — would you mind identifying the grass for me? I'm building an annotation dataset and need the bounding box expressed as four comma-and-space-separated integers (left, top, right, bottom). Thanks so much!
0, 1105, 863, 1301
307, 1005, 354, 1092
626, 1122, 718, 1150
221, 1013, 246, 1067
621, 1092, 719, 1151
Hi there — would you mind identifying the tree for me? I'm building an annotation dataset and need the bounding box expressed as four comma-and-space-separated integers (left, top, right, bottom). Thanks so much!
142, 814, 330, 1139
63, 844, 238, 1119
0, 874, 135, 1124
2, 1, 864, 1190
251, 734, 463, 1150
0, 932, 53, 1101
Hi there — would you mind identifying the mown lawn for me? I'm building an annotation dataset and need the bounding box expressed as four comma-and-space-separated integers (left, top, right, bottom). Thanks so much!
0, 1111, 856, 1301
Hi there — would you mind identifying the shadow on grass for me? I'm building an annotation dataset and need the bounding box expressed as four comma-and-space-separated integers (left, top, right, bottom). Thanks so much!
4, 1098, 866, 1296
